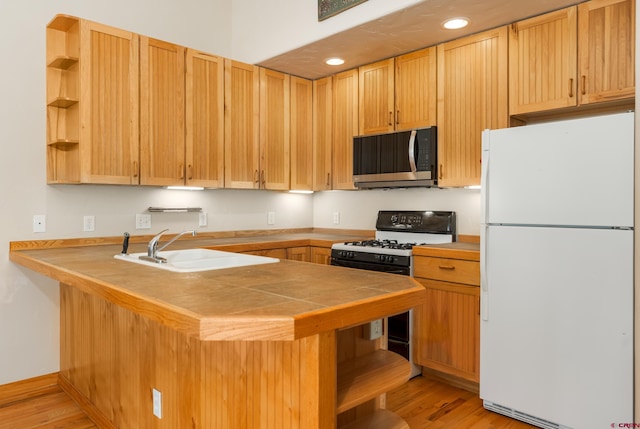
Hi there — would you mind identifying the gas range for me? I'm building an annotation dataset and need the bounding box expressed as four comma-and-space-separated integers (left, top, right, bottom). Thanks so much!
330, 211, 457, 274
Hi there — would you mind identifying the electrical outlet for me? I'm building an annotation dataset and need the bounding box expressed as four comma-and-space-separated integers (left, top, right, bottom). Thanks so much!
198, 212, 208, 227
332, 212, 340, 225
136, 213, 151, 229
267, 211, 276, 225
363, 319, 383, 340
33, 215, 46, 233
152, 388, 162, 419
83, 215, 95, 232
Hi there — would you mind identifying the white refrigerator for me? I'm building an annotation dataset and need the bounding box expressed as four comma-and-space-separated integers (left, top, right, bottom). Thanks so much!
480, 112, 634, 429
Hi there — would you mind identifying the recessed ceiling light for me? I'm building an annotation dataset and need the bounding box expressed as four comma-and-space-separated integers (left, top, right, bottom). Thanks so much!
442, 17, 470, 30
325, 57, 345, 66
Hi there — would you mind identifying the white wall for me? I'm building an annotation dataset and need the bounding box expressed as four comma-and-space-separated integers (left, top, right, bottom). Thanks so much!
0, 0, 479, 385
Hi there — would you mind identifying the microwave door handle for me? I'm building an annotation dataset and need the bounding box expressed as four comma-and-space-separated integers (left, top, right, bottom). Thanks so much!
408, 130, 418, 173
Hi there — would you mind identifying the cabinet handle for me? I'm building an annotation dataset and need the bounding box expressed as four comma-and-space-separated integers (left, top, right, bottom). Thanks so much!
326, 172, 330, 187
568, 78, 574, 98
438, 164, 443, 180
254, 170, 259, 184
438, 265, 456, 270
132, 161, 138, 178
396, 110, 400, 125
261, 170, 265, 186
179, 163, 184, 180
188, 164, 193, 181
388, 111, 393, 126
581, 75, 586, 95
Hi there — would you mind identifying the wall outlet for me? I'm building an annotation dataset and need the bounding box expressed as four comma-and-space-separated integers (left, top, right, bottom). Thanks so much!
267, 211, 276, 225
33, 215, 46, 233
198, 212, 208, 227
152, 388, 162, 419
363, 319, 383, 340
83, 215, 95, 232
136, 213, 151, 229
332, 212, 340, 225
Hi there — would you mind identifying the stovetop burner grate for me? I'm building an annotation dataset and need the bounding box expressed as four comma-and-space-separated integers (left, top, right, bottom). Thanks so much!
343, 239, 426, 251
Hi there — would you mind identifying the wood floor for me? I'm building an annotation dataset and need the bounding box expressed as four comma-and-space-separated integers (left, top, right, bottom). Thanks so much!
0, 374, 535, 429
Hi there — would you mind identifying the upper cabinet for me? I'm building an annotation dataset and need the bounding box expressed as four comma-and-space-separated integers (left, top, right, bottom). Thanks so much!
139, 37, 186, 186
578, 0, 635, 105
510, 0, 635, 116
224, 60, 261, 189
313, 76, 333, 191
290, 76, 314, 191
395, 47, 437, 131
437, 27, 508, 187
46, 16, 139, 184
358, 48, 437, 135
358, 59, 394, 135
259, 68, 290, 190
185, 50, 225, 188
332, 69, 359, 190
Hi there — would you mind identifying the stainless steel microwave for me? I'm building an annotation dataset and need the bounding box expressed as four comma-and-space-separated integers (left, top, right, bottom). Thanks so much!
352, 126, 437, 188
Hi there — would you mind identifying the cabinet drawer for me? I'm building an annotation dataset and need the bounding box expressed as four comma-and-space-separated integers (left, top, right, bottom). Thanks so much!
413, 257, 479, 286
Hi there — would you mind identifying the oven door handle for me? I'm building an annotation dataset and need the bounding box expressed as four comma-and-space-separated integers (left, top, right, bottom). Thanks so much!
408, 130, 418, 173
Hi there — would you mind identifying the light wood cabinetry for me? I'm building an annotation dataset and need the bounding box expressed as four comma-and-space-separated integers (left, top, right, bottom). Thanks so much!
290, 76, 314, 191
311, 246, 332, 265
436, 27, 508, 187
413, 250, 480, 384
394, 47, 437, 131
510, 0, 635, 116
185, 50, 225, 188
260, 68, 290, 190
313, 77, 333, 190
332, 69, 359, 190
224, 59, 261, 189
139, 37, 186, 186
46, 15, 139, 184
359, 59, 395, 135
358, 48, 437, 136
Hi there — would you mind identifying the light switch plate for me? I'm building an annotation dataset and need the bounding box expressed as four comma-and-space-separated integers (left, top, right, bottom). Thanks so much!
136, 214, 151, 229
267, 211, 276, 225
83, 215, 95, 232
198, 212, 208, 227
33, 215, 46, 233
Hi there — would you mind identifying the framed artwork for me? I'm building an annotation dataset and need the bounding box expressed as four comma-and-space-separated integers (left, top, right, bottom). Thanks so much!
318, 0, 368, 21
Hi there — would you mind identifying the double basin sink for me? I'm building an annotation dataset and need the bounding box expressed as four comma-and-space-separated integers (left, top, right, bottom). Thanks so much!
114, 248, 279, 273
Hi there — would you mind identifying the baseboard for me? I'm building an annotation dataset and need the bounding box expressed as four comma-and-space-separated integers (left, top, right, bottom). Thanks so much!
57, 374, 116, 429
420, 367, 479, 394
0, 372, 59, 407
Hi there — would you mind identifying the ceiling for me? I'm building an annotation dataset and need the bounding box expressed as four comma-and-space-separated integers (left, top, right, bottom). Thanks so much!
257, 0, 581, 80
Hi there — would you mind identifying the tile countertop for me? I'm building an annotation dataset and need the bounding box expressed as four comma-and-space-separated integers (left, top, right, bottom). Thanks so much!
9, 231, 426, 342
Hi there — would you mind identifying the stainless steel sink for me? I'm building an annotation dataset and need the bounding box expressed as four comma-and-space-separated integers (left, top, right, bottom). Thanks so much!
114, 248, 279, 272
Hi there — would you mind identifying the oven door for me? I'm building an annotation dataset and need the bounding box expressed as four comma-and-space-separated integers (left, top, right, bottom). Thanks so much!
330, 257, 410, 276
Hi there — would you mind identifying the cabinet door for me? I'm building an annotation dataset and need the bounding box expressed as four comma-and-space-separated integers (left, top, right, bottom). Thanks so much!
578, 0, 635, 104
313, 77, 333, 190
139, 37, 186, 186
79, 21, 140, 184
310, 247, 332, 265
290, 76, 313, 191
509, 7, 578, 115
260, 68, 290, 190
332, 69, 358, 190
395, 47, 437, 131
437, 27, 508, 187
185, 50, 224, 188
224, 60, 260, 189
359, 58, 394, 135
286, 247, 310, 262
414, 279, 480, 382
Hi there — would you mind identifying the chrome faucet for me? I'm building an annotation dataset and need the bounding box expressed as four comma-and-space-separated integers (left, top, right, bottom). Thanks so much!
139, 229, 197, 263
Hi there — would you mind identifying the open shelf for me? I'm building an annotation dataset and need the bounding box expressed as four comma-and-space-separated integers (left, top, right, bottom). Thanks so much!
337, 349, 411, 414
48, 56, 78, 70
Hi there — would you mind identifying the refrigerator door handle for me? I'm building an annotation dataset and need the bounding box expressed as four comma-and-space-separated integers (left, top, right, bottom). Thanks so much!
480, 224, 489, 321
480, 129, 490, 224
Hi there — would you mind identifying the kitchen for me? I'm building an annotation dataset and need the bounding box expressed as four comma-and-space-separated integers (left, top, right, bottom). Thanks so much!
0, 0, 637, 428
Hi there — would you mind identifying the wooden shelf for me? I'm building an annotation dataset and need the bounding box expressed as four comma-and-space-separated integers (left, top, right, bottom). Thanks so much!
336, 349, 411, 414
339, 409, 409, 429
47, 97, 78, 108
48, 139, 79, 150
48, 56, 78, 70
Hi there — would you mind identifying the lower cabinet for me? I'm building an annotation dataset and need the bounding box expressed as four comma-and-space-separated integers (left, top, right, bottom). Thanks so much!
242, 246, 310, 261
413, 251, 480, 386
310, 246, 332, 265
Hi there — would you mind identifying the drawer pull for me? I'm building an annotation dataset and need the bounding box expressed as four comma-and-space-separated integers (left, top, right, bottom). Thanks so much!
438, 265, 455, 270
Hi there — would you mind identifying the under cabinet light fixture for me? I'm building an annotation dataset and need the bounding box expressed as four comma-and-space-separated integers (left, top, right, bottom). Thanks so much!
289, 190, 314, 194
442, 17, 470, 30
165, 186, 205, 191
